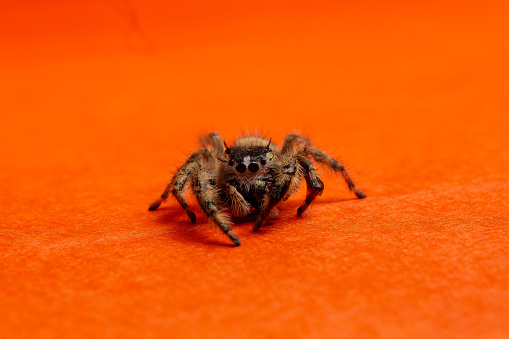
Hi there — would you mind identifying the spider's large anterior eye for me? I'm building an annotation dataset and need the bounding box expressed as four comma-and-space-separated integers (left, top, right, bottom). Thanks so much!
236, 163, 247, 173
248, 163, 259, 173
228, 160, 234, 166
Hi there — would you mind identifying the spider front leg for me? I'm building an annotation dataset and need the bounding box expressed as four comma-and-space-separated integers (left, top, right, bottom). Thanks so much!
148, 148, 215, 223
224, 183, 251, 217
295, 155, 324, 216
192, 169, 241, 247
253, 157, 300, 231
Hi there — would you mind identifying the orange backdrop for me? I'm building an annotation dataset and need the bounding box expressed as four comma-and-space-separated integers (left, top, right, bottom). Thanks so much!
1, 1, 509, 338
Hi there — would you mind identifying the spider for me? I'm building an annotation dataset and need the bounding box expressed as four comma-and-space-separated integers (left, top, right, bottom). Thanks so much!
149, 132, 366, 246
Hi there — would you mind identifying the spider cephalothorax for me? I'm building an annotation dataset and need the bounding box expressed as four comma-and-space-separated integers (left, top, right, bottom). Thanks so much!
149, 133, 366, 247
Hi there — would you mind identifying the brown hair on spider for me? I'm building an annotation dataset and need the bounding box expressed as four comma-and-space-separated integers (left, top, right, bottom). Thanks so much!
149, 133, 366, 247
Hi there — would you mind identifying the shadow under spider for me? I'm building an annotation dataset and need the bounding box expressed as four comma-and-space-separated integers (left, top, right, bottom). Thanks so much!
149, 197, 363, 247
150, 205, 233, 247
310, 197, 364, 205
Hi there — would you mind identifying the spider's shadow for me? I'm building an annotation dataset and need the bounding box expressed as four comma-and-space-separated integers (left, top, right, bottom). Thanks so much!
311, 197, 361, 205
150, 197, 364, 247
150, 205, 290, 247
150, 206, 234, 247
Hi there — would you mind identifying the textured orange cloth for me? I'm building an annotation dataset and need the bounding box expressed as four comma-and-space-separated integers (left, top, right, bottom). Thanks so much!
2, 1, 509, 338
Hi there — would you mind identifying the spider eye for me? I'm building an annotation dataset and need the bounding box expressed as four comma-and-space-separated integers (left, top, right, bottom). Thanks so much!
260, 159, 266, 165
248, 163, 259, 173
236, 163, 247, 173
228, 160, 234, 166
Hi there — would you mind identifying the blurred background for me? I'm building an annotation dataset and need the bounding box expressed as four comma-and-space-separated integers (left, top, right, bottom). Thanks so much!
2, 0, 508, 191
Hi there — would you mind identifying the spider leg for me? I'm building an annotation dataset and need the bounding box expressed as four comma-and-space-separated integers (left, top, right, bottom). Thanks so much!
281, 134, 311, 155
199, 132, 224, 155
224, 183, 251, 217
253, 157, 301, 231
295, 155, 325, 216
303, 148, 366, 199
192, 169, 241, 246
148, 148, 215, 223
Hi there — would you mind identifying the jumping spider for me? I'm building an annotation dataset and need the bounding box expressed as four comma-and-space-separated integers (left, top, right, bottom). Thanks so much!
149, 133, 366, 246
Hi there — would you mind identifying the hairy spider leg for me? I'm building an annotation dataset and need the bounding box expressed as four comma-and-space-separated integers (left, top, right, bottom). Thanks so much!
253, 157, 300, 231
224, 183, 251, 217
303, 148, 366, 199
295, 154, 325, 216
281, 134, 311, 155
192, 169, 241, 246
199, 132, 224, 155
148, 148, 215, 223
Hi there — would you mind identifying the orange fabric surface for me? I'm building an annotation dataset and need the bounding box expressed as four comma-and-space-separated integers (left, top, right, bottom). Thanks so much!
2, 1, 509, 338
